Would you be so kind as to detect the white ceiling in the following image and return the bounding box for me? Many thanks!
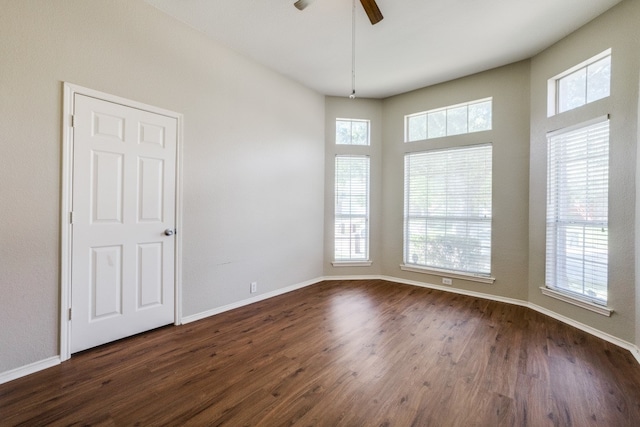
[146,0,623,99]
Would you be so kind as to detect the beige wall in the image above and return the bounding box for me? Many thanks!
[380,61,532,301]
[0,0,325,374]
[529,0,639,342]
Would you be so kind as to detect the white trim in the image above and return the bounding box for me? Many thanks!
[174,108,185,325]
[547,48,611,116]
[182,277,323,324]
[331,261,373,267]
[326,274,640,365]
[380,275,522,305]
[60,83,74,362]
[5,274,639,383]
[0,357,60,385]
[60,82,184,359]
[631,346,640,365]
[400,264,495,284]
[528,301,633,352]
[546,114,610,138]
[540,287,613,317]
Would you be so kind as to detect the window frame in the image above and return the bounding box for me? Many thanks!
[335,118,371,146]
[547,49,611,117]
[402,143,494,282]
[333,154,371,265]
[544,116,610,309]
[404,98,492,143]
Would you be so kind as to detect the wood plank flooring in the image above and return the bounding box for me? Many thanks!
[2,279,640,426]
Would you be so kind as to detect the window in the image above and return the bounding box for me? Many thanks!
[336,119,370,145]
[335,155,369,261]
[548,49,611,116]
[405,98,492,142]
[546,118,609,304]
[404,144,492,276]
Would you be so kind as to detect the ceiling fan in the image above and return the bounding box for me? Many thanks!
[294,0,384,25]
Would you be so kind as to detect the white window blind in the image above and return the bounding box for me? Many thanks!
[546,118,609,304]
[404,144,492,275]
[335,156,370,261]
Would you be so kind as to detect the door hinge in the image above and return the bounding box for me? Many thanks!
[69,211,74,224]
[70,114,75,127]
[68,308,72,321]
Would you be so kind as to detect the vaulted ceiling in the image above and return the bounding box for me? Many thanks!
[146,0,623,99]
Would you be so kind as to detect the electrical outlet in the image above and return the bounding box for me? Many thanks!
[250,282,257,293]
[442,277,453,286]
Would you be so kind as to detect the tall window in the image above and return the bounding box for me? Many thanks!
[548,49,611,116]
[546,118,609,304]
[336,118,370,145]
[335,155,369,261]
[404,144,492,275]
[405,98,492,142]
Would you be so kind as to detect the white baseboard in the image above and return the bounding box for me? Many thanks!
[316,274,640,365]
[3,274,638,384]
[375,274,640,366]
[528,301,640,363]
[631,346,640,365]
[0,356,60,385]
[181,277,324,324]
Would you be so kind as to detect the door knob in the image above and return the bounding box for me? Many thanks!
[164,228,175,236]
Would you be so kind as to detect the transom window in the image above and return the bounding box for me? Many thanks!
[405,98,492,142]
[404,144,492,276]
[336,118,370,146]
[547,49,611,116]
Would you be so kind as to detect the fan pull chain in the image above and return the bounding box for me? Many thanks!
[350,0,356,99]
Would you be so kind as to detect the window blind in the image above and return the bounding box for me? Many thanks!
[335,156,370,261]
[546,118,609,304]
[404,144,492,275]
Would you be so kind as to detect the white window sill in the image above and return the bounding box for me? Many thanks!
[539,287,613,317]
[332,260,373,267]
[400,264,495,284]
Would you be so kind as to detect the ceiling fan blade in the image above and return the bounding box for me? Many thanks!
[294,0,314,11]
[360,0,383,25]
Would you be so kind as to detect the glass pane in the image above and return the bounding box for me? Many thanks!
[446,106,467,136]
[334,217,368,260]
[351,120,369,145]
[335,120,352,145]
[558,68,587,113]
[468,101,492,132]
[407,114,427,142]
[586,56,611,104]
[427,110,446,139]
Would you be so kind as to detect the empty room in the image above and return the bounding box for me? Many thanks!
[1,0,640,425]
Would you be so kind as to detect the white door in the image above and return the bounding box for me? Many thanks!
[71,94,177,353]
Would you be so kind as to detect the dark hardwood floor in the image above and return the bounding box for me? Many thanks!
[2,279,640,426]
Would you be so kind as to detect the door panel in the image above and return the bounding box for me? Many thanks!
[71,94,177,353]
[92,151,124,223]
[91,245,123,319]
[137,242,163,308]
[138,157,164,222]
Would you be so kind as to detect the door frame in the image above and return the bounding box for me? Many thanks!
[60,83,184,361]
